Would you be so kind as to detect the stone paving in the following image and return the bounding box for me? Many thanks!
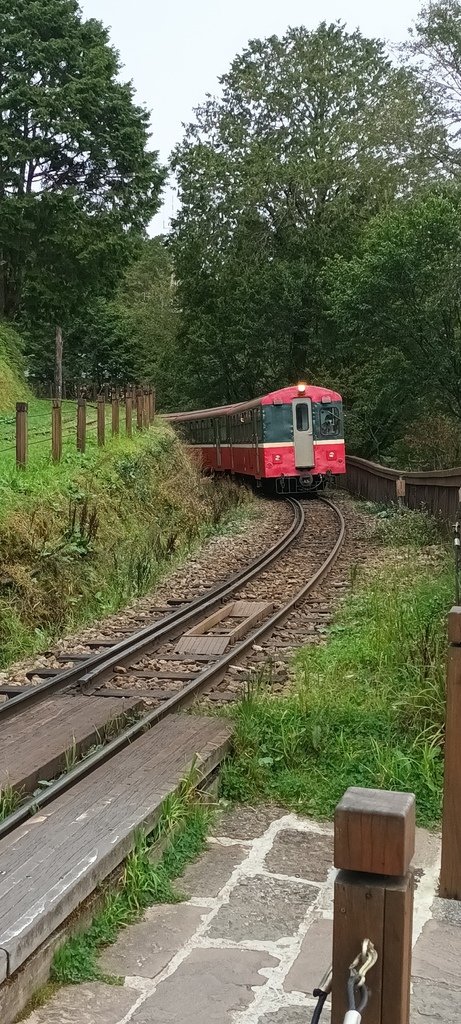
[24,806,461,1024]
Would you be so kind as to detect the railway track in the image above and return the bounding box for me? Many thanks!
[0,494,346,1022]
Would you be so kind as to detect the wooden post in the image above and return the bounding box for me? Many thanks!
[112,391,120,436]
[77,397,86,453]
[148,387,155,423]
[97,395,105,448]
[332,787,415,1024]
[15,402,28,470]
[55,326,63,400]
[136,388,143,431]
[52,399,62,463]
[125,388,133,437]
[143,387,149,429]
[396,476,406,501]
[440,607,461,898]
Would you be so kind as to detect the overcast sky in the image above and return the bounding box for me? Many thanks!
[80,0,423,232]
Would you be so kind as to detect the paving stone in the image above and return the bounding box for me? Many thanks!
[206,874,317,942]
[212,804,288,839]
[24,982,137,1023]
[411,978,460,1023]
[432,896,461,927]
[131,947,278,1023]
[177,841,248,897]
[99,903,207,979]
[259,1009,314,1023]
[265,829,333,882]
[412,919,461,989]
[284,918,333,995]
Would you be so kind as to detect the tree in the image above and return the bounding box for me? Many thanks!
[0,0,164,373]
[171,22,446,407]
[60,238,180,400]
[326,187,461,440]
[409,0,461,147]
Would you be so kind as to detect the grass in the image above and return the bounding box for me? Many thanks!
[360,500,441,547]
[221,539,451,828]
[0,781,22,821]
[50,770,213,985]
[0,419,255,667]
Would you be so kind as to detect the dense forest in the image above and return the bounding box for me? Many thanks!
[2,0,461,466]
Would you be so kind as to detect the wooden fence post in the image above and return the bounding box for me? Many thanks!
[143,387,149,429]
[440,607,461,898]
[97,395,105,448]
[112,391,120,436]
[396,476,406,502]
[52,399,62,463]
[125,388,133,437]
[148,387,155,423]
[136,388,143,431]
[331,787,415,1024]
[77,397,86,453]
[16,402,28,470]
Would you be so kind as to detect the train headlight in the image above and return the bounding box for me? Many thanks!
[297,382,307,393]
[328,451,335,459]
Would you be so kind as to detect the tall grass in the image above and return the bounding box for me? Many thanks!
[0,422,253,667]
[222,558,451,826]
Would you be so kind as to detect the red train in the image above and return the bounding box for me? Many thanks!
[167,383,345,493]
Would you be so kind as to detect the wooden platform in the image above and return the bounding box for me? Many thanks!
[0,694,143,795]
[0,714,232,982]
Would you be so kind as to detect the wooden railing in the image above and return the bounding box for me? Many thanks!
[345,455,461,521]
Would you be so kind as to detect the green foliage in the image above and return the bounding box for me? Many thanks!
[0,0,164,380]
[327,185,461,449]
[67,238,179,396]
[0,321,31,409]
[51,786,213,985]
[367,504,441,547]
[222,556,450,827]
[170,21,446,407]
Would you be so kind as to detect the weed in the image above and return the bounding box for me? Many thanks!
[221,558,450,827]
[362,502,441,547]
[0,781,22,821]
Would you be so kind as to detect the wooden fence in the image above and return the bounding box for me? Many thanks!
[345,455,461,522]
[5,388,155,471]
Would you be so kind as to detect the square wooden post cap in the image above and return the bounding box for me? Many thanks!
[334,787,415,876]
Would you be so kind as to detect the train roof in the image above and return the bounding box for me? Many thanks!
[165,384,342,421]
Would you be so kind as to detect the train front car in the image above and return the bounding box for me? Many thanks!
[260,384,345,493]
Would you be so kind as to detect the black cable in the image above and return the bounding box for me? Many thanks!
[310,989,327,1024]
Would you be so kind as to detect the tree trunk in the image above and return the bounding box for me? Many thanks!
[55,326,63,400]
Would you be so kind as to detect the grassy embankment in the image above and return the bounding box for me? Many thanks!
[0,403,253,668]
[222,504,450,827]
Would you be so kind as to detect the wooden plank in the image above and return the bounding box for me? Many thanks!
[184,605,229,637]
[0,695,142,795]
[440,643,461,897]
[331,871,384,1024]
[334,787,415,875]
[175,635,230,656]
[381,875,413,1024]
[0,715,232,978]
[93,688,179,700]
[225,603,273,644]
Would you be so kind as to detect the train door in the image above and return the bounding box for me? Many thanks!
[292,398,314,468]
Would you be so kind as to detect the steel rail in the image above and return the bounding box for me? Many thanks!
[0,497,344,840]
[0,497,304,720]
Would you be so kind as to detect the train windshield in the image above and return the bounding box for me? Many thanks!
[319,405,341,437]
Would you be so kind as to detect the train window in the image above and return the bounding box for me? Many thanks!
[296,403,309,432]
[320,406,340,437]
